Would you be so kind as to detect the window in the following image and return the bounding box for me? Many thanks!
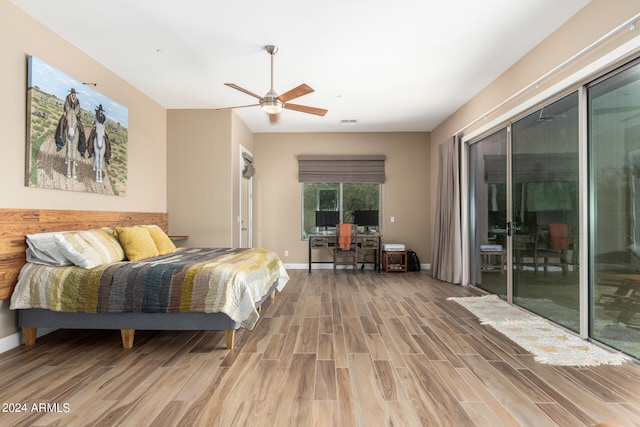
[298,154,385,239]
[302,182,380,239]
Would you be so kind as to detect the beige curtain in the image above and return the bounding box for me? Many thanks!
[431,136,462,284]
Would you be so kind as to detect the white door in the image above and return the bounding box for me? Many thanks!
[240,148,253,248]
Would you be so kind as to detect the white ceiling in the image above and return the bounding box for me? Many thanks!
[10,0,591,133]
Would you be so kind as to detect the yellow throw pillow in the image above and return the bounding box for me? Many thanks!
[144,225,176,255]
[115,226,159,261]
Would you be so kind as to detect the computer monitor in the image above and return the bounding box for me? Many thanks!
[354,210,379,231]
[315,210,339,231]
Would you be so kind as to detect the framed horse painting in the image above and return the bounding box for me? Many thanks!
[25,55,128,196]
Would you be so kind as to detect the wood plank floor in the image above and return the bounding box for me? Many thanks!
[1,270,640,426]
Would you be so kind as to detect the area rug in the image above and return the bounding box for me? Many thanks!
[447,295,629,366]
[516,297,640,358]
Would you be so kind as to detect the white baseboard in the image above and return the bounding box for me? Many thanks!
[283,263,431,271]
[0,328,56,354]
[0,332,20,354]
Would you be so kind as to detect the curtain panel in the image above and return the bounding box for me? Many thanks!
[297,155,386,183]
[431,136,462,284]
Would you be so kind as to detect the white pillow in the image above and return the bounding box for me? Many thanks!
[26,231,72,266]
[54,228,125,269]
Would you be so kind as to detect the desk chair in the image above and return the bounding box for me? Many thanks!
[512,232,535,271]
[334,224,358,272]
[534,223,570,274]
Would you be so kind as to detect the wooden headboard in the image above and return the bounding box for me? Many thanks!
[0,208,168,300]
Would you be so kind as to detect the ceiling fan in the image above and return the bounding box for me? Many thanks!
[219,45,328,124]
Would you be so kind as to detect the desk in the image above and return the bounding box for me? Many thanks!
[308,232,381,272]
[599,274,640,324]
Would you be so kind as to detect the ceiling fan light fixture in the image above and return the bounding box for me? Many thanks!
[260,99,283,114]
[221,45,326,121]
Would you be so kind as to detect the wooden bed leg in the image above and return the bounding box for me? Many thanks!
[22,327,37,346]
[120,329,135,349]
[224,330,235,349]
[270,290,276,299]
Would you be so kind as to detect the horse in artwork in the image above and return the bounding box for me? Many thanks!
[91,121,107,183]
[55,90,86,179]
[87,105,111,184]
[63,111,80,179]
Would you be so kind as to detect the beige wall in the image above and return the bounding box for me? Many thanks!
[252,132,431,264]
[166,118,432,265]
[167,109,233,247]
[167,110,253,248]
[0,2,167,339]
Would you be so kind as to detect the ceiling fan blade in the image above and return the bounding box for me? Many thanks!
[269,113,281,124]
[215,104,260,111]
[278,83,314,103]
[283,103,328,116]
[224,83,265,100]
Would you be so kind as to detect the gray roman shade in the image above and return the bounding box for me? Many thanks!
[242,152,255,178]
[484,153,578,183]
[297,155,386,183]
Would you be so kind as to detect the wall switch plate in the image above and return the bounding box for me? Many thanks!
[390,216,395,223]
[284,250,289,257]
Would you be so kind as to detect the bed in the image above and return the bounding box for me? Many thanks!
[1,209,289,350]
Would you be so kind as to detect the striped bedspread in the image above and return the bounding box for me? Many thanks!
[10,247,289,330]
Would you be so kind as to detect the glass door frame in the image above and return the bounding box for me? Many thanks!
[505,124,514,304]
[578,86,589,339]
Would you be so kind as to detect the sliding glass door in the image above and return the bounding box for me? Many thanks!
[589,61,640,359]
[469,93,580,332]
[469,129,508,297]
[511,92,580,332]
[469,58,640,359]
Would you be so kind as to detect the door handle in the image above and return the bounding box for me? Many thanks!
[507,221,513,237]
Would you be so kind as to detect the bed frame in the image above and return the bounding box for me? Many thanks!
[18,279,279,349]
[0,208,278,349]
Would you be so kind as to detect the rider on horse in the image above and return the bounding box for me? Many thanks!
[55,88,86,155]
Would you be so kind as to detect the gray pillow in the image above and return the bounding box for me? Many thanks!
[26,231,72,266]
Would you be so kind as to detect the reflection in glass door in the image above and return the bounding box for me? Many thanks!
[469,129,508,298]
[589,61,640,359]
[511,92,580,332]
[469,93,580,332]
